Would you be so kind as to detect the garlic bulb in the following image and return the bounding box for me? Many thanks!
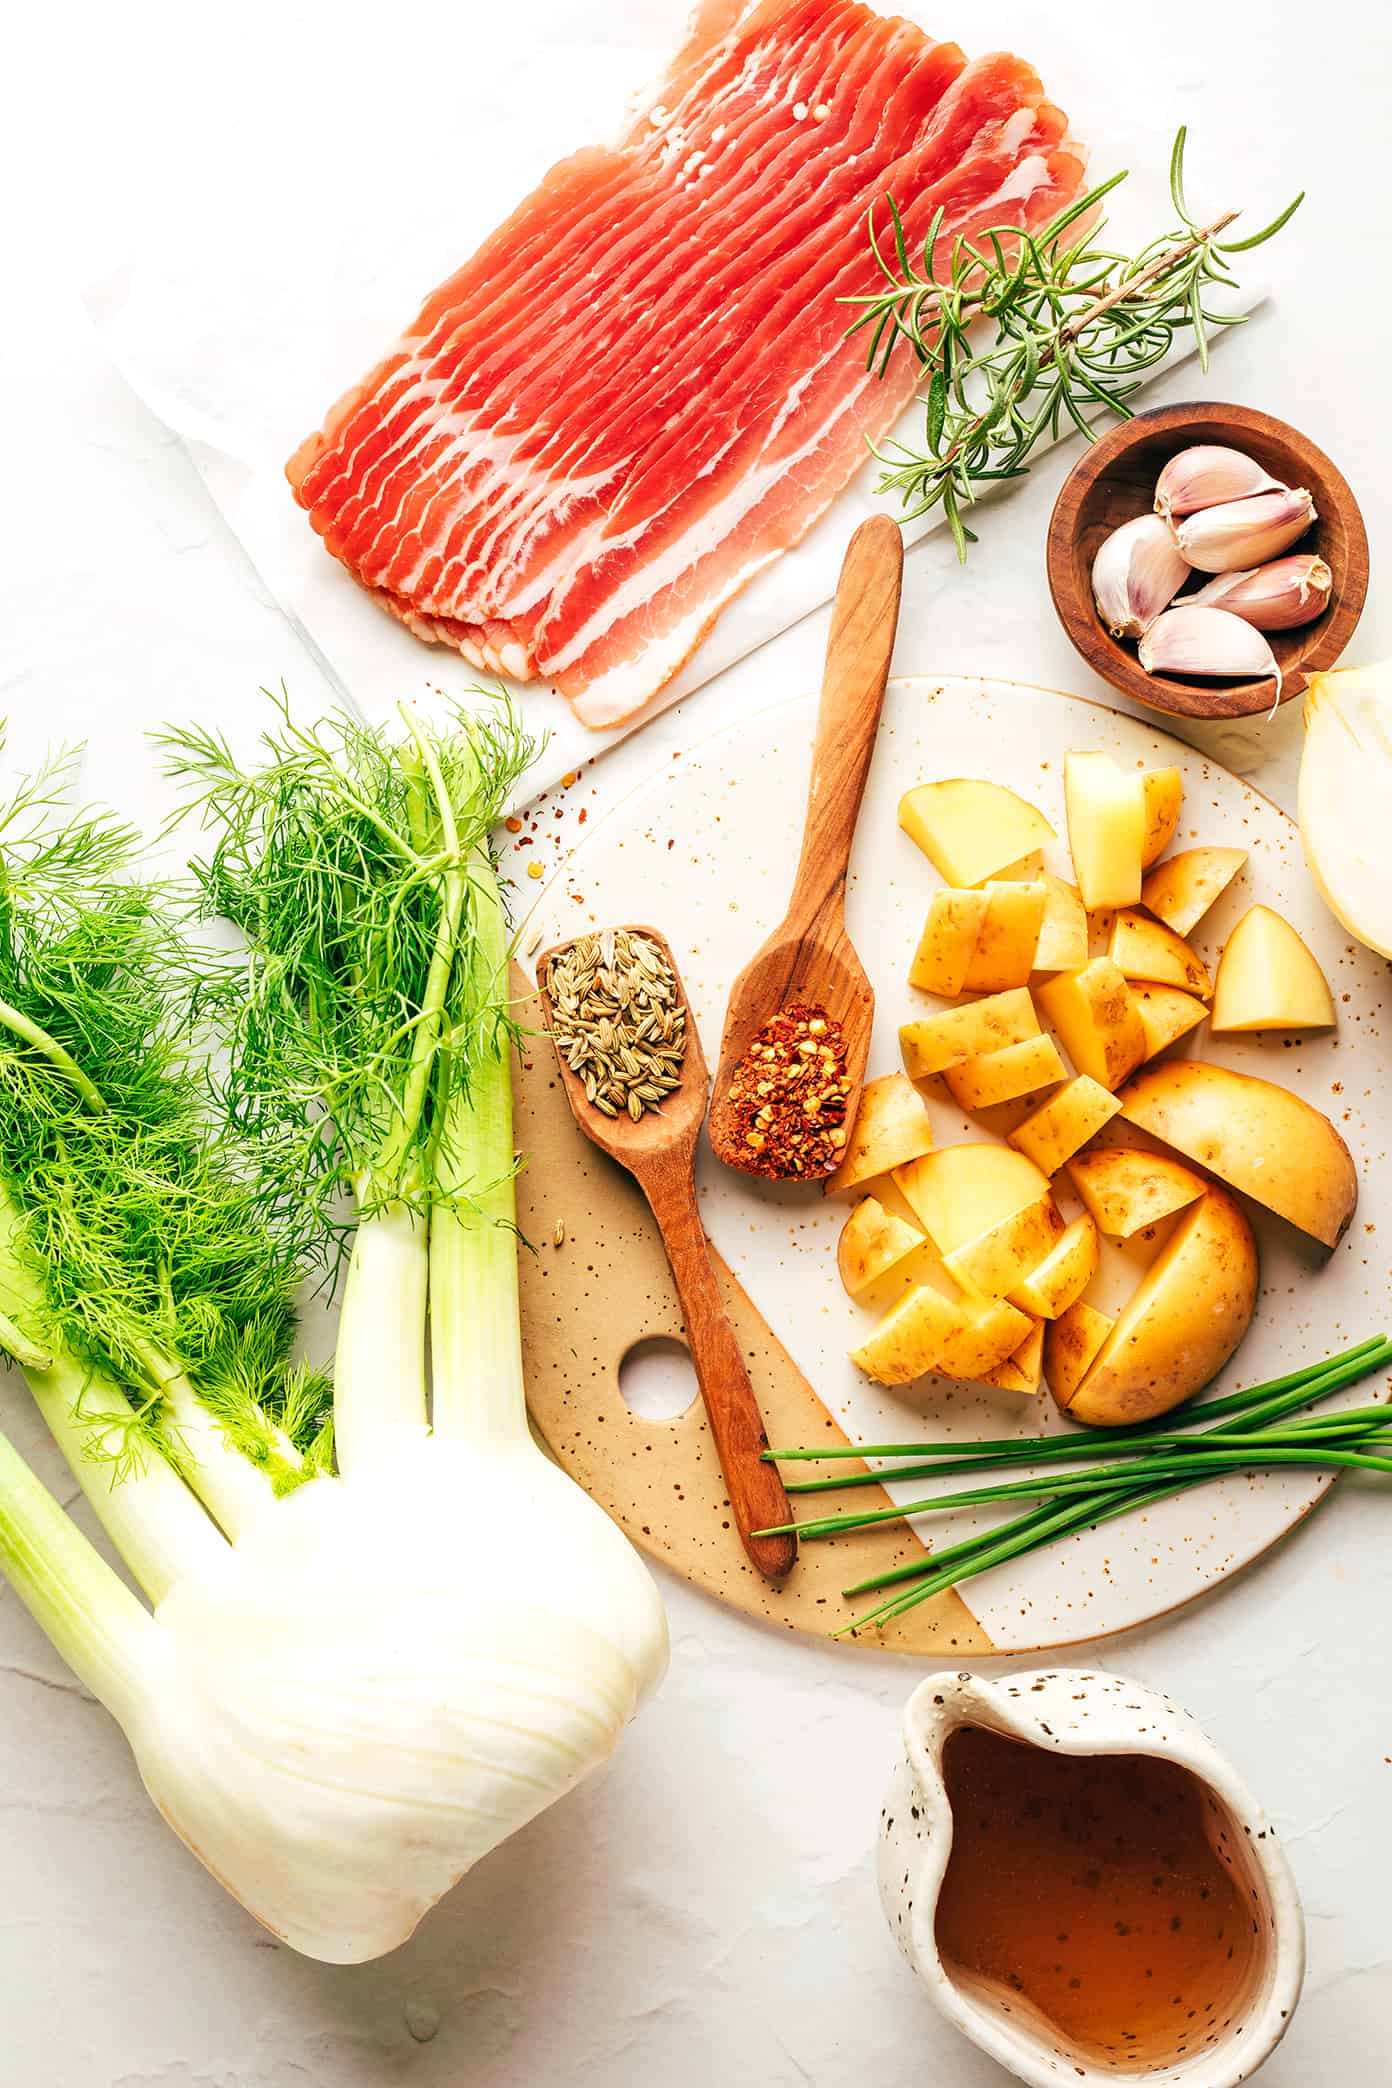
[1299,663,1392,958]
[1155,445,1283,521]
[1137,604,1281,687]
[1171,487,1317,573]
[1091,514,1191,638]
[1190,555,1332,631]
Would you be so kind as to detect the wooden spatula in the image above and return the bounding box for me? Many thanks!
[708,514,903,1178]
[534,928,796,1580]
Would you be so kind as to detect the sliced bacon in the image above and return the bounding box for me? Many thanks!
[288,0,1086,727]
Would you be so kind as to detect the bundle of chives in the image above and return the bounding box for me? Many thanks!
[754,1336,1392,1636]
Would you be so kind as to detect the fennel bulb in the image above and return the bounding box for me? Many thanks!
[0,710,667,1963]
[1299,663,1392,960]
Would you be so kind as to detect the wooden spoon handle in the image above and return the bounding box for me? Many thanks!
[646,1172,797,1579]
[789,512,904,927]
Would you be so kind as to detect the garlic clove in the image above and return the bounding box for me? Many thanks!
[1190,555,1333,632]
[1171,487,1317,574]
[1154,445,1284,521]
[1091,513,1191,638]
[1137,604,1282,690]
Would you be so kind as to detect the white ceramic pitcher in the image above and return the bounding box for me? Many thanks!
[878,1670,1305,2087]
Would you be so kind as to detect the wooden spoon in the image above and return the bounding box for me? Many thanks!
[708,513,903,1178]
[534,928,796,1580]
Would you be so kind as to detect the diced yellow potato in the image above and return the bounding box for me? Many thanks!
[1134,985,1208,1061]
[935,1290,1035,1381]
[943,1193,1064,1299]
[983,1318,1045,1395]
[1007,1213,1100,1319]
[1064,1187,1259,1427]
[1141,766,1184,867]
[1035,959,1146,1091]
[1109,910,1212,999]
[899,989,1040,1079]
[849,1282,961,1386]
[962,882,1048,993]
[1008,1075,1121,1175]
[1210,905,1336,1033]
[837,1196,927,1299]
[1032,873,1089,975]
[1064,752,1146,909]
[1118,1061,1357,1248]
[893,1144,1049,1255]
[825,1073,934,1195]
[1066,1147,1207,1240]
[943,1034,1066,1113]
[1141,846,1247,937]
[898,781,1056,889]
[908,888,988,997]
[1045,1301,1115,1407]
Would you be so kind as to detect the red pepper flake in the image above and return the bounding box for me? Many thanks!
[504,816,523,834]
[721,1002,849,1179]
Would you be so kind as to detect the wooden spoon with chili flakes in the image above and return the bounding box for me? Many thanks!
[709,514,903,1181]
[534,927,796,1581]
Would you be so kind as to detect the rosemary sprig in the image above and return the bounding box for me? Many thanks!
[848,128,1303,554]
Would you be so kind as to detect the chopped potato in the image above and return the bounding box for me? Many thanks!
[1109,909,1212,999]
[1007,1213,1100,1319]
[1064,752,1146,908]
[899,988,1039,1079]
[1134,985,1208,1061]
[909,888,988,997]
[1035,959,1146,1090]
[1210,905,1336,1033]
[1140,766,1184,866]
[962,882,1048,993]
[1044,1300,1115,1407]
[943,1193,1064,1299]
[983,1318,1045,1395]
[898,780,1055,888]
[825,1073,934,1195]
[1141,846,1247,937]
[934,1290,1035,1381]
[1008,1075,1122,1175]
[894,1143,1049,1255]
[1066,1147,1207,1240]
[1032,873,1089,975]
[943,1033,1066,1112]
[837,1196,926,1298]
[849,1282,961,1385]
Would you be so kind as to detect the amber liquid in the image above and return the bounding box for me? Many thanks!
[934,1725,1261,2070]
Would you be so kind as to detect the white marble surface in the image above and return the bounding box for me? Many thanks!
[3,0,1390,2082]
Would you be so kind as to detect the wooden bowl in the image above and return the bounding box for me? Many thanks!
[1047,402,1368,719]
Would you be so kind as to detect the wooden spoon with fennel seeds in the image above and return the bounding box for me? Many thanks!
[535,926,796,1580]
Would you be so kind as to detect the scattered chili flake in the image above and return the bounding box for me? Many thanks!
[505,816,523,834]
[721,1002,849,1179]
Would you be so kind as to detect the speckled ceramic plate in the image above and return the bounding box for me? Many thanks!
[509,677,1390,1651]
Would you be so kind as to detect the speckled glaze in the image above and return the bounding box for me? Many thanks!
[878,1670,1304,2086]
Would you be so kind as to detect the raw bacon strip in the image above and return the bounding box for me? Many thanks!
[288,0,1087,727]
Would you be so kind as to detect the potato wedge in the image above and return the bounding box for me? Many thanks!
[962,882,1048,993]
[908,888,989,997]
[1118,1060,1357,1247]
[1141,766,1184,867]
[894,1144,1049,1255]
[1141,846,1247,937]
[943,1033,1066,1112]
[899,780,1055,889]
[943,1193,1065,1299]
[1066,1147,1207,1240]
[837,1196,926,1298]
[900,989,1040,1079]
[1008,1075,1122,1175]
[1007,1213,1100,1319]
[1045,1301,1115,1406]
[825,1072,934,1194]
[1134,985,1208,1061]
[1109,910,1212,999]
[1064,752,1146,908]
[1035,959,1147,1090]
[983,1318,1045,1395]
[1032,873,1088,975]
[1210,905,1336,1033]
[849,1282,961,1385]
[1062,1186,1259,1426]
[935,1290,1035,1382]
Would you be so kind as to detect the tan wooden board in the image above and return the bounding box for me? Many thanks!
[513,977,993,1655]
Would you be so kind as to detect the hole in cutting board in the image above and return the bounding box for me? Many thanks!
[619,1336,700,1422]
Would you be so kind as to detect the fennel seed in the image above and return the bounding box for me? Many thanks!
[547,927,687,1121]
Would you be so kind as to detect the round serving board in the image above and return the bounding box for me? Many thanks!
[508,677,1391,1654]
